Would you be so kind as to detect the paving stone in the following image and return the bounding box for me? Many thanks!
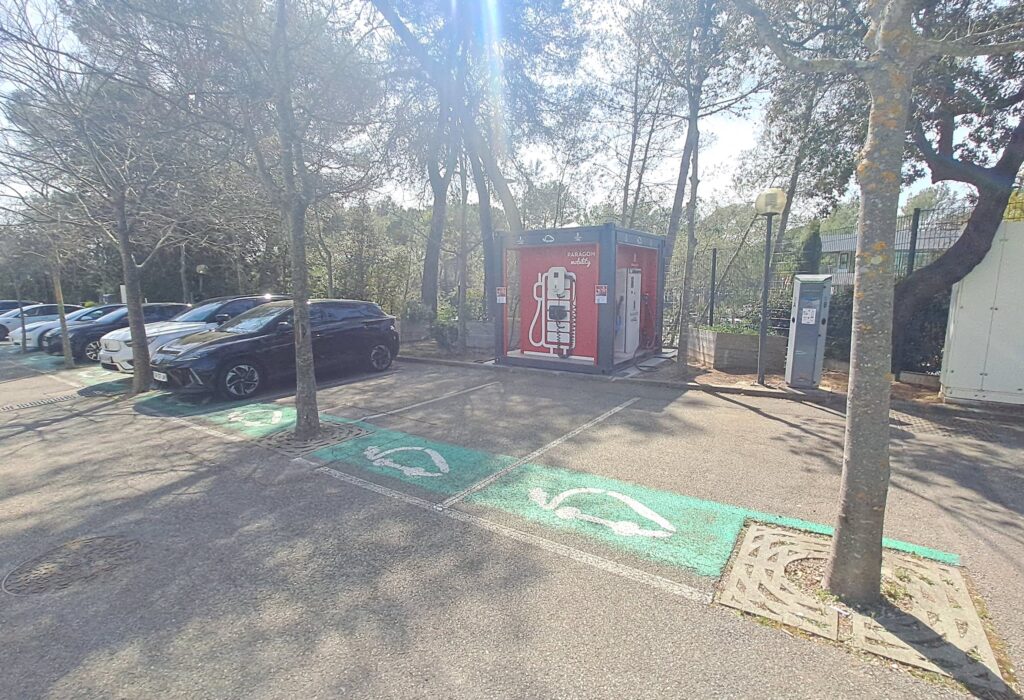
[717,523,839,639]
[718,524,1008,694]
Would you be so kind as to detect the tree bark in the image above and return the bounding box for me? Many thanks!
[273,0,319,438]
[469,151,496,321]
[457,159,469,353]
[676,103,700,371]
[620,62,643,226]
[179,244,192,304]
[51,250,74,369]
[823,69,913,606]
[664,124,697,270]
[892,116,1024,365]
[114,192,153,396]
[423,154,452,314]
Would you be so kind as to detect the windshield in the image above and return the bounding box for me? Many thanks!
[171,301,221,323]
[68,306,114,322]
[0,306,37,318]
[90,308,127,324]
[219,304,288,334]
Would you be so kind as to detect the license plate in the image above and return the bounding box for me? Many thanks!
[152,371,168,382]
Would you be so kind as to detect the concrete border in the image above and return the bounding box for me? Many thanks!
[396,355,842,404]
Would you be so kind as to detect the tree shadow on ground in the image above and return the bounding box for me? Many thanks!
[865,599,1020,699]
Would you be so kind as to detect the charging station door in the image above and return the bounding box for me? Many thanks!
[785,274,832,388]
[616,268,642,355]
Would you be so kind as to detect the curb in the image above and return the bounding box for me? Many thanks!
[395,355,842,404]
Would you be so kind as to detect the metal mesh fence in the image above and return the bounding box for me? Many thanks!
[671,203,977,343]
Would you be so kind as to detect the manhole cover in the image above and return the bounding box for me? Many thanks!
[2,536,140,595]
[253,421,371,457]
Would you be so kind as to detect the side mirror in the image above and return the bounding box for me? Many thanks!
[276,321,293,334]
[214,313,231,324]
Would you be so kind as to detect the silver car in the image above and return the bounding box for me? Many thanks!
[0,304,82,341]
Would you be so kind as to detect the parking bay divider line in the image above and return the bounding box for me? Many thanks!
[325,380,501,421]
[438,397,640,509]
[310,463,709,604]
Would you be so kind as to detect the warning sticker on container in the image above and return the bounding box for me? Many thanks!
[595,284,608,304]
[800,307,817,324]
[496,286,507,304]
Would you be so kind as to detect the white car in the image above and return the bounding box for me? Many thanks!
[0,304,82,341]
[7,305,123,350]
[98,294,286,373]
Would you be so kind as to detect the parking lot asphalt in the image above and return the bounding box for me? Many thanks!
[1,346,1022,698]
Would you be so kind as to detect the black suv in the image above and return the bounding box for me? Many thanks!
[150,299,399,399]
[44,303,187,361]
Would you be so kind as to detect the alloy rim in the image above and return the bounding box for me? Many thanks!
[370,345,391,370]
[85,341,102,361]
[225,364,260,397]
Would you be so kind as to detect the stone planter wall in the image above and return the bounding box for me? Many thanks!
[397,319,431,342]
[463,320,494,351]
[688,327,787,373]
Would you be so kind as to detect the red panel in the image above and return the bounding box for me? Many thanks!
[616,244,661,349]
[518,244,600,361]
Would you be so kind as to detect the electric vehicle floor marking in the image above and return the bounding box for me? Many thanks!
[354,381,501,421]
[311,422,517,494]
[438,397,640,508]
[363,445,450,478]
[528,487,677,539]
[315,465,710,604]
[466,462,959,577]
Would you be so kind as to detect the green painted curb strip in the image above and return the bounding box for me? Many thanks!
[743,510,960,565]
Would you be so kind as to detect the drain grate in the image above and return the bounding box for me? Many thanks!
[890,410,1000,442]
[253,421,371,457]
[3,536,140,595]
[0,394,78,412]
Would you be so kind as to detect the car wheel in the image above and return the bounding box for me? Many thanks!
[217,361,263,400]
[83,340,102,362]
[367,343,393,372]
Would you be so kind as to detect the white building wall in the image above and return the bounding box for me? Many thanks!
[941,220,1024,405]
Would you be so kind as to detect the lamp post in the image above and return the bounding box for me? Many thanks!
[195,264,209,299]
[754,188,788,385]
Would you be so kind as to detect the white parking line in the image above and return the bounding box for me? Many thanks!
[438,397,640,508]
[315,465,708,604]
[338,380,501,421]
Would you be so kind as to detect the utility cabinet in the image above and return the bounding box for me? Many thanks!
[495,224,665,374]
[785,274,832,388]
[941,221,1024,405]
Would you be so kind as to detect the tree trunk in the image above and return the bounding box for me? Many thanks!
[13,275,26,354]
[677,113,700,371]
[628,90,663,228]
[823,70,913,606]
[771,87,818,268]
[180,244,192,304]
[892,117,1024,366]
[273,0,319,439]
[288,199,319,438]
[469,152,496,321]
[422,156,451,314]
[114,193,153,396]
[620,63,643,226]
[457,160,469,354]
[51,250,74,369]
[325,247,335,299]
[664,124,697,269]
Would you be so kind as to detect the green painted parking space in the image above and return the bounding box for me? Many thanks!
[311,421,518,496]
[134,393,298,438]
[468,463,747,576]
[467,462,958,577]
[306,420,959,576]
